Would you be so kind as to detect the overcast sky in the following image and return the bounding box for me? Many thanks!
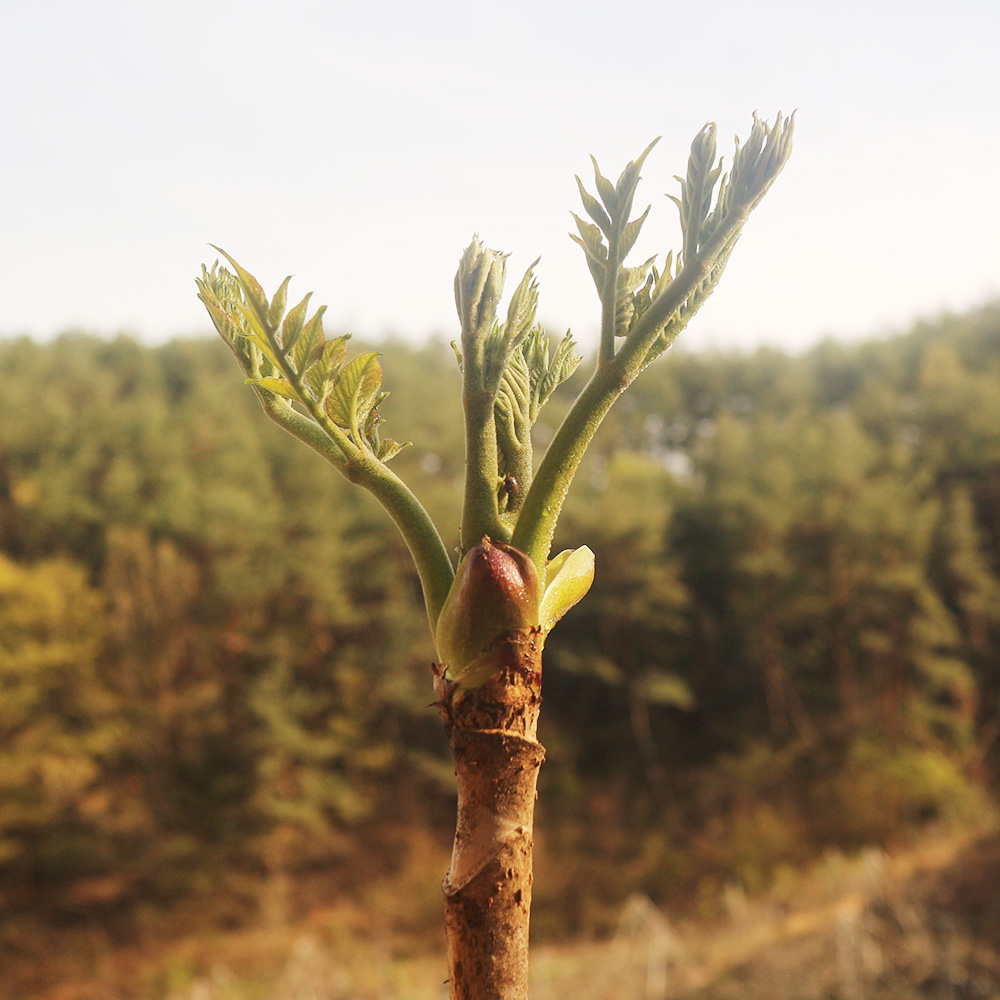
[2,0,997,353]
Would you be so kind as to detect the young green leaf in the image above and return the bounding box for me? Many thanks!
[501,260,540,356]
[539,545,595,633]
[267,276,292,335]
[281,292,313,354]
[590,155,617,214]
[210,246,269,326]
[575,175,612,236]
[377,438,408,463]
[303,334,349,401]
[291,305,328,373]
[615,257,657,337]
[246,376,301,402]
[455,237,507,347]
[619,204,651,260]
[326,352,384,443]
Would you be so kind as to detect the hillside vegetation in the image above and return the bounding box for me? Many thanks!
[1,304,999,996]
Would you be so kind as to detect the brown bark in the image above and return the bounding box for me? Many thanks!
[433,626,545,1000]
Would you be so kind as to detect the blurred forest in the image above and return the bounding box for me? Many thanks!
[2,302,1000,996]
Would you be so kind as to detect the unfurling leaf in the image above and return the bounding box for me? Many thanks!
[480,258,541,392]
[302,333,349,401]
[377,437,408,463]
[571,139,659,344]
[326,352,383,441]
[209,245,269,325]
[669,123,721,264]
[502,260,540,354]
[531,330,581,418]
[539,546,595,632]
[615,257,657,337]
[455,236,507,345]
[493,328,582,489]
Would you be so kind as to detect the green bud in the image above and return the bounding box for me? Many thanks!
[435,536,540,685]
[454,236,507,343]
[539,546,595,632]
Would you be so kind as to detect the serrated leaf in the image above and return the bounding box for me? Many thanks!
[569,233,607,294]
[281,292,313,354]
[303,334,350,400]
[614,164,641,222]
[233,300,268,340]
[575,176,612,235]
[200,298,238,342]
[590,156,617,213]
[233,315,282,369]
[570,213,606,258]
[362,394,385,445]
[618,257,656,298]
[534,331,581,417]
[495,347,531,462]
[377,438,409,462]
[569,213,610,295]
[292,304,328,372]
[614,256,657,335]
[326,352,383,441]
[654,253,674,294]
[619,204,650,258]
[267,275,292,333]
[210,246,269,325]
[504,259,540,350]
[523,325,549,375]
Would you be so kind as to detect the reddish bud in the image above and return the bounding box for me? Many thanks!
[434,537,540,685]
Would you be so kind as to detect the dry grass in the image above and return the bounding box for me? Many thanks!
[15,823,1000,1000]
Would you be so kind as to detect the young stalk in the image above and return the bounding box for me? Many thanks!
[197,111,793,1000]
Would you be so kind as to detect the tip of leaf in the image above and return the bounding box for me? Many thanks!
[635,135,661,164]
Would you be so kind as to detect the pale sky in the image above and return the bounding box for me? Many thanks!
[2,0,997,353]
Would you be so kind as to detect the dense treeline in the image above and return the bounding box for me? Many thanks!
[2,304,999,951]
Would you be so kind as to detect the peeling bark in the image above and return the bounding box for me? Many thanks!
[433,626,545,1000]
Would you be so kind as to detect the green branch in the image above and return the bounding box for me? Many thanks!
[196,257,455,627]
[513,112,795,567]
[510,363,624,568]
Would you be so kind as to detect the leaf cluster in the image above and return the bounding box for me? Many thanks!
[452,240,583,541]
[194,113,795,620]
[493,329,582,497]
[570,139,661,350]
[495,329,581,461]
[572,112,795,374]
[510,113,795,568]
[196,252,406,464]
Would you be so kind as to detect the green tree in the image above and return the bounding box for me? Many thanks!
[673,401,985,852]
[0,553,126,913]
[551,451,692,804]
